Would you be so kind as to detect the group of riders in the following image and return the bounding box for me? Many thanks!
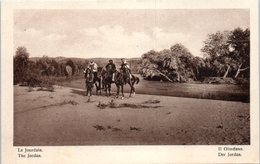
[84,58,137,98]
[85,58,132,82]
[84,59,139,97]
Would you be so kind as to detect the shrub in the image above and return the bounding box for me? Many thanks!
[14,47,30,84]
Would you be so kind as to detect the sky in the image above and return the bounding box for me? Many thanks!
[14,9,249,58]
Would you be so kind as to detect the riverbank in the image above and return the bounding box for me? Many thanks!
[14,85,250,145]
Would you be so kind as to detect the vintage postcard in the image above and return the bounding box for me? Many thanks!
[1,0,259,163]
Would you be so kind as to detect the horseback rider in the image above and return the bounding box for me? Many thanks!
[120,58,132,79]
[105,59,116,82]
[87,59,98,79]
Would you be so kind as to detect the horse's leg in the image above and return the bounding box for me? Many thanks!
[85,83,88,96]
[86,87,89,97]
[102,82,105,96]
[131,79,136,97]
[86,83,90,96]
[99,80,102,95]
[128,81,133,97]
[129,82,132,97]
[132,85,135,97]
[121,85,124,97]
[106,83,110,96]
[93,81,98,95]
[98,80,101,95]
[105,84,108,96]
[87,86,91,102]
[97,82,100,95]
[108,83,111,96]
[116,84,120,98]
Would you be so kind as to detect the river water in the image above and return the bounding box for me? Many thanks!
[60,75,249,102]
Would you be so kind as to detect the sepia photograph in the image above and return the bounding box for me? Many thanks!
[12,9,251,146]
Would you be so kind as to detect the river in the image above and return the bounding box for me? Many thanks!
[60,75,249,102]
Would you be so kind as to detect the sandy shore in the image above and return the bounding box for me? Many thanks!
[14,85,250,145]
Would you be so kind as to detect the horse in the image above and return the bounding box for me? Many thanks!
[100,68,113,96]
[94,67,103,95]
[84,67,94,99]
[114,68,139,98]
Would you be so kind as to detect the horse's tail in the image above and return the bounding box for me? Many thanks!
[135,76,140,84]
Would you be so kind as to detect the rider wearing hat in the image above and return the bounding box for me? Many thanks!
[106,59,116,82]
[120,58,132,78]
[87,59,98,79]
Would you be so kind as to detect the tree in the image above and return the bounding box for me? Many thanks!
[140,43,202,82]
[170,43,192,57]
[36,56,52,76]
[170,44,196,81]
[190,57,206,80]
[201,31,232,78]
[14,46,30,84]
[201,28,250,79]
[141,50,161,64]
[228,28,250,78]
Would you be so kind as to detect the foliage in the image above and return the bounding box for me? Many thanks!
[229,28,250,65]
[14,47,30,84]
[140,43,202,82]
[140,27,250,83]
[201,28,250,79]
[201,31,232,77]
[14,27,250,85]
[228,28,250,78]
[13,47,141,87]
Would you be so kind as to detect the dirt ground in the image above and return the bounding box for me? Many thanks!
[14,85,250,146]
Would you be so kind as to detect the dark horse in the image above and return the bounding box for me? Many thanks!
[100,68,114,96]
[84,67,103,96]
[94,67,103,95]
[84,67,94,98]
[114,68,139,98]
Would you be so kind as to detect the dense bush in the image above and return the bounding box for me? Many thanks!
[13,48,87,87]
[140,44,203,82]
[14,47,30,84]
